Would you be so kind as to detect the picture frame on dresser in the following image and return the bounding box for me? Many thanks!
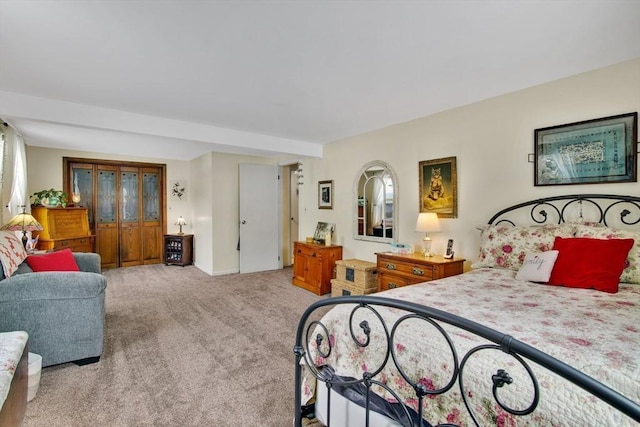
[418,156,458,218]
[534,112,638,186]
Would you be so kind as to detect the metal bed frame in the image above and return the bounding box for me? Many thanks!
[294,194,640,427]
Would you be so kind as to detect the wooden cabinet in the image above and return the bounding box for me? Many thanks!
[376,252,464,292]
[31,206,95,252]
[164,234,193,266]
[292,241,342,295]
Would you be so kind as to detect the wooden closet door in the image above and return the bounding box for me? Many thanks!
[65,157,166,269]
[96,165,119,269]
[141,167,162,264]
[119,167,143,267]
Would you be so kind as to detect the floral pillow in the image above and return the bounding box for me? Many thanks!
[573,224,640,284]
[472,224,576,271]
[0,231,28,278]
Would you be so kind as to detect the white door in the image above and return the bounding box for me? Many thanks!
[239,164,281,273]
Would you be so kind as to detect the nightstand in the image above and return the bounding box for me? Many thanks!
[376,252,465,292]
[164,234,193,266]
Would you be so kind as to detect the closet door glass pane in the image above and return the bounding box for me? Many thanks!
[143,172,160,221]
[72,167,94,225]
[97,171,116,223]
[121,172,139,222]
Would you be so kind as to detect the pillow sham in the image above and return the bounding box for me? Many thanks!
[26,248,80,272]
[0,231,28,278]
[573,224,639,284]
[548,237,634,293]
[472,224,575,271]
[515,250,559,282]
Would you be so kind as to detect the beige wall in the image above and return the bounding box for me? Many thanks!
[23,58,640,274]
[297,58,640,267]
[25,147,190,233]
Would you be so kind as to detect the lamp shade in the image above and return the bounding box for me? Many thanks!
[175,216,187,226]
[415,212,441,233]
[1,210,44,248]
[1,212,43,233]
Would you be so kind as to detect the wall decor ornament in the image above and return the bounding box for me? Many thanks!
[418,156,457,218]
[172,182,185,199]
[534,112,638,186]
[318,180,333,209]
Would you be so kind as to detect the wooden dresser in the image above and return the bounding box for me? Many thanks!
[376,252,465,292]
[31,206,95,252]
[292,241,343,295]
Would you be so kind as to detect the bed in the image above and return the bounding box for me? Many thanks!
[294,194,640,426]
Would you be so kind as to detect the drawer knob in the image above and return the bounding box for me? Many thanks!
[386,263,397,270]
[412,268,424,276]
[388,282,398,289]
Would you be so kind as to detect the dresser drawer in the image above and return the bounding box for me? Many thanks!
[377,257,434,281]
[378,272,411,291]
[38,237,95,253]
[57,237,91,251]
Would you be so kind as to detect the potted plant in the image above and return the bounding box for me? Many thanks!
[31,189,69,208]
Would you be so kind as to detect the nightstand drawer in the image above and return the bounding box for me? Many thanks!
[376,252,466,292]
[378,258,434,280]
[296,244,322,259]
[379,272,411,291]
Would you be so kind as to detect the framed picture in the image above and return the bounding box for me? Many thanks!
[313,221,334,243]
[318,180,333,209]
[419,156,457,218]
[534,112,638,186]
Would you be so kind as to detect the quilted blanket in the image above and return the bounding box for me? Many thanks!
[302,268,640,426]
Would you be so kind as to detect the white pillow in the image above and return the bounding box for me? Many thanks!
[515,250,559,283]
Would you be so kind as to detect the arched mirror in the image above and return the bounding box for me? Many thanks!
[353,161,398,243]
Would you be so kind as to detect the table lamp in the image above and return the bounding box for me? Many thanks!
[415,212,441,257]
[1,207,44,248]
[175,216,187,235]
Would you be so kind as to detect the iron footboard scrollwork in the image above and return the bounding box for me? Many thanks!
[293,296,640,427]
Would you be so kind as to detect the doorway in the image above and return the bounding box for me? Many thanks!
[282,162,301,267]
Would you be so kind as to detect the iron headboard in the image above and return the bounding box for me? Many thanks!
[487,193,640,227]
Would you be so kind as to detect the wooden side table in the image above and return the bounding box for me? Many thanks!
[164,234,193,266]
[376,252,465,292]
[292,241,343,295]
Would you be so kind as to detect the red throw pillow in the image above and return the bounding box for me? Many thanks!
[26,248,80,272]
[548,237,634,293]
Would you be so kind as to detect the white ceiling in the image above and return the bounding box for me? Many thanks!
[1,1,639,161]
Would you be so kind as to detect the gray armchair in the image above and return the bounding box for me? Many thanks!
[0,252,107,367]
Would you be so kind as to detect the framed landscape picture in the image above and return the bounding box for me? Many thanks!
[419,156,457,218]
[534,112,638,186]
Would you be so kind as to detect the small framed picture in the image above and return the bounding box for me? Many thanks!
[318,180,333,209]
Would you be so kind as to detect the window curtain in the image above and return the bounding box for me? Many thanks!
[370,176,384,227]
[0,126,5,225]
[8,132,27,215]
[0,122,29,225]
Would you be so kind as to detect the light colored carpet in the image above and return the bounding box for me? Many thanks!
[23,264,327,426]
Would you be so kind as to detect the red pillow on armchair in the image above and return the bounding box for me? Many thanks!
[548,237,634,293]
[26,248,80,272]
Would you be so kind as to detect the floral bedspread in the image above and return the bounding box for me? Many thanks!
[302,268,640,426]
[0,331,28,408]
